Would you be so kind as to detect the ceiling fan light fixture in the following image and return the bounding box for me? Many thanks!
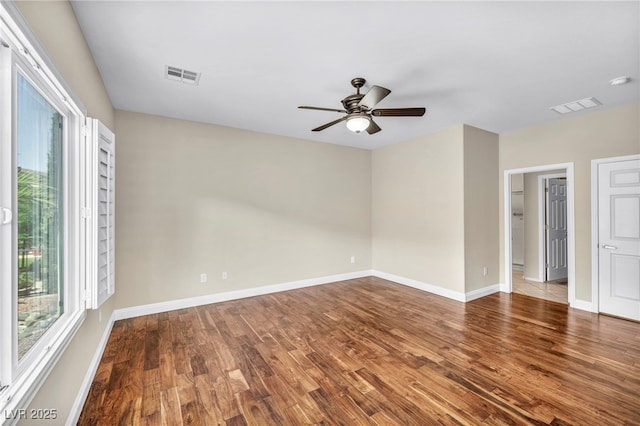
[346,115,370,133]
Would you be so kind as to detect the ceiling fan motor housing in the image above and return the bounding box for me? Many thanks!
[342,94,366,112]
[342,77,367,112]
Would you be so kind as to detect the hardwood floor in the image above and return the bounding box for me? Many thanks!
[78,277,640,425]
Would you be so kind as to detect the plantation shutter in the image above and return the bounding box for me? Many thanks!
[86,118,115,309]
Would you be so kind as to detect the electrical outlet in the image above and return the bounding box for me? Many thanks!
[222,271,228,280]
[98,309,102,323]
[350,256,356,264]
[483,267,488,276]
[200,273,207,283]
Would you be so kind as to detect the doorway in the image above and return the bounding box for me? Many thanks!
[504,163,575,305]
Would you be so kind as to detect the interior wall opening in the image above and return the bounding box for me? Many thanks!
[504,163,575,306]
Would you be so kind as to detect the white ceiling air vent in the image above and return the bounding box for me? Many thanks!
[165,65,201,85]
[550,97,601,114]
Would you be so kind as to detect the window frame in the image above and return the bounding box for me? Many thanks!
[0,3,89,420]
[12,57,80,375]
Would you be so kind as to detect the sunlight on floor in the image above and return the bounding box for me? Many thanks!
[512,271,568,304]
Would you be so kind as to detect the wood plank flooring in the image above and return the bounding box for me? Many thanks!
[78,277,640,425]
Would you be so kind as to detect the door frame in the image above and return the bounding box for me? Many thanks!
[504,162,575,305]
[538,173,566,282]
[590,154,640,313]
[511,190,524,269]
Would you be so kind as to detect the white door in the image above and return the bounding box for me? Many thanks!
[546,178,568,281]
[598,159,640,321]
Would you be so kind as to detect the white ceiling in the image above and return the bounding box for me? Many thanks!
[70,1,639,149]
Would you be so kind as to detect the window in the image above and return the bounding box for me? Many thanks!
[16,72,65,360]
[0,3,114,418]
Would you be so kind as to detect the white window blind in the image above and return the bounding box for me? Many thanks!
[86,118,115,309]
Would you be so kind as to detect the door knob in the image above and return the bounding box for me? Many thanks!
[601,244,618,250]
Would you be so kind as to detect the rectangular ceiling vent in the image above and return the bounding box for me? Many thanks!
[550,97,601,115]
[165,65,201,85]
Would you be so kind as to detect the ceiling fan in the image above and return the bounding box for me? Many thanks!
[298,77,426,135]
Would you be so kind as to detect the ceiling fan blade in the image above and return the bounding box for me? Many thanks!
[358,85,391,109]
[299,106,347,113]
[371,107,426,117]
[366,119,381,135]
[312,116,348,132]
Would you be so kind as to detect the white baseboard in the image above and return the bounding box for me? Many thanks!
[465,284,501,301]
[66,311,116,426]
[570,298,595,313]
[523,276,543,283]
[114,270,373,320]
[371,271,499,303]
[372,270,466,302]
[113,270,505,323]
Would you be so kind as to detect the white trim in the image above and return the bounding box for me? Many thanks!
[66,311,116,426]
[571,299,595,313]
[0,41,12,400]
[503,173,513,292]
[372,270,467,302]
[566,164,576,306]
[523,276,543,283]
[0,311,85,426]
[110,270,507,323]
[371,270,500,302]
[114,270,373,320]
[504,163,576,307]
[537,172,566,282]
[591,159,599,314]
[590,154,640,315]
[465,284,501,301]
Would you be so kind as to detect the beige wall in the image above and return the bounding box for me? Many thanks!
[372,125,466,292]
[371,124,499,294]
[500,103,640,302]
[114,111,372,308]
[463,125,499,291]
[14,0,116,423]
[372,126,466,291]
